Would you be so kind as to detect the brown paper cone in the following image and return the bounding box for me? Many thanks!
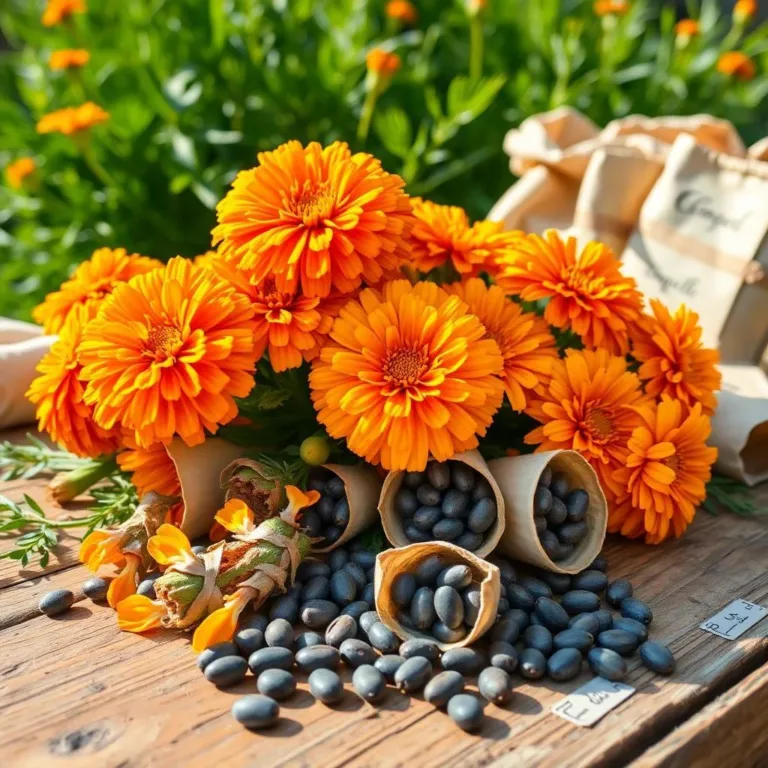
[374,542,501,651]
[378,450,505,558]
[312,463,382,553]
[165,438,247,540]
[488,450,607,574]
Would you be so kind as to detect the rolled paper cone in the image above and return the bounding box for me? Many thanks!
[374,541,501,651]
[0,334,55,430]
[313,463,382,553]
[165,438,247,540]
[488,450,606,574]
[378,450,505,558]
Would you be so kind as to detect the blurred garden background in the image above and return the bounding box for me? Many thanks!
[1,0,766,322]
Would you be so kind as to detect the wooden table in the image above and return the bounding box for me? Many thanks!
[2,433,768,768]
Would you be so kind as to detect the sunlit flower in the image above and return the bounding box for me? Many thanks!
[26,305,120,458]
[36,102,109,136]
[213,141,413,299]
[49,49,90,70]
[467,0,487,13]
[79,527,125,572]
[147,524,200,571]
[717,51,756,79]
[215,498,256,537]
[42,0,85,26]
[5,157,36,190]
[675,19,700,39]
[192,587,255,652]
[734,0,757,23]
[366,48,401,77]
[310,279,504,471]
[525,348,647,499]
[107,553,141,608]
[495,230,643,356]
[445,278,558,411]
[610,398,717,543]
[79,257,259,449]
[193,251,218,269]
[631,300,720,416]
[594,0,629,14]
[33,247,161,335]
[117,594,167,633]
[386,1,417,23]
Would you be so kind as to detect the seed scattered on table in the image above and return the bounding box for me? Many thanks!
[39,588,75,617]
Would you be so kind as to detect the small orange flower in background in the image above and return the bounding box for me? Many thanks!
[49,49,90,70]
[33,247,161,334]
[734,0,758,23]
[717,51,756,80]
[5,157,36,190]
[366,48,401,77]
[36,102,109,136]
[410,198,522,277]
[675,19,700,38]
[310,280,504,471]
[631,300,721,416]
[26,305,120,458]
[386,1,417,24]
[213,141,414,299]
[42,0,85,26]
[594,0,629,15]
[525,348,647,500]
[79,257,258,449]
[445,278,558,411]
[495,230,643,356]
[467,0,487,13]
[610,398,717,543]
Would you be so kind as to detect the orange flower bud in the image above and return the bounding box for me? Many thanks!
[5,157,36,190]
[366,48,401,77]
[49,49,90,70]
[734,0,757,23]
[717,51,756,80]
[675,19,700,38]
[594,0,629,15]
[386,0,417,23]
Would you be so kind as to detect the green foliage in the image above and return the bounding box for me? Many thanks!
[1,0,766,319]
[0,433,88,480]
[703,475,768,517]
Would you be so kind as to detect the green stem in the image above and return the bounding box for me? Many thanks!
[49,455,119,503]
[357,87,379,143]
[469,16,484,80]
[80,141,118,188]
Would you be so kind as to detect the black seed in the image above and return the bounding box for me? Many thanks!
[519,648,547,679]
[39,589,75,617]
[368,622,400,653]
[504,609,530,631]
[457,533,484,553]
[400,638,440,661]
[232,695,279,729]
[317,496,336,523]
[441,647,485,675]
[529,613,543,626]
[553,541,575,562]
[326,476,346,499]
[561,590,601,615]
[468,498,496,534]
[535,597,571,632]
[287,581,304,600]
[269,595,299,623]
[587,647,627,682]
[478,667,513,704]
[589,553,608,572]
[606,579,633,607]
[462,585,482,627]
[427,461,451,491]
[547,497,568,526]
[309,668,344,704]
[353,664,386,702]
[572,570,608,594]
[448,693,484,731]
[350,549,376,570]
[234,628,265,656]
[347,562,369,593]
[395,656,432,692]
[302,510,323,538]
[308,473,328,493]
[413,505,442,531]
[295,645,340,673]
[489,641,518,674]
[197,641,240,671]
[557,521,588,545]
[405,523,432,543]
[471,478,493,502]
[342,600,370,620]
[539,529,561,560]
[436,566,472,592]
[518,576,552,601]
[395,487,420,517]
[333,498,350,528]
[323,525,343,545]
[295,631,324,650]
[300,599,340,629]
[538,466,553,487]
[539,571,571,595]
[533,485,553,516]
[639,641,675,675]
[302,576,331,602]
[248,646,295,676]
[414,555,446,585]
[329,549,349,571]
[547,648,582,682]
[390,573,416,608]
[434,586,464,629]
[257,669,296,700]
[451,463,476,493]
[424,670,465,707]
[597,629,639,656]
[417,483,442,507]
[82,577,109,602]
[442,489,470,519]
[491,616,521,645]
[535,517,547,533]
[523,624,553,656]
[432,518,464,541]
[403,470,425,489]
[330,570,357,607]
[205,656,248,687]
[362,583,375,607]
[612,617,649,643]
[506,583,536,612]
[325,615,358,648]
[360,610,381,634]
[565,489,589,522]
[553,629,594,654]
[569,613,601,635]
[339,638,378,667]
[621,597,653,625]
[431,621,467,644]
[550,472,570,499]
[136,579,157,599]
[297,561,331,581]
[264,618,294,649]
[594,609,614,631]
[375,654,406,681]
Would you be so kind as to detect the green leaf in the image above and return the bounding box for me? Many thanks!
[445,75,507,125]
[22,494,45,516]
[374,107,413,160]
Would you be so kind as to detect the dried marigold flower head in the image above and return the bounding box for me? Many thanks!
[366,48,401,77]
[33,247,161,334]
[49,49,90,70]
[36,102,109,136]
[675,19,700,38]
[445,279,558,411]
[42,0,85,26]
[734,0,757,22]
[631,300,720,416]
[310,279,505,471]
[78,256,259,449]
[386,1,417,23]
[717,51,756,80]
[594,0,629,14]
[213,140,413,299]
[5,157,36,190]
[495,230,643,356]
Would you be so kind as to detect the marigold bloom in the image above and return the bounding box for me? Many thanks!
[33,247,161,334]
[147,524,200,570]
[386,1,417,23]
[525,348,647,499]
[734,0,757,22]
[5,157,36,190]
[213,141,413,299]
[193,251,218,269]
[26,306,120,458]
[42,0,85,26]
[594,0,629,14]
[631,300,721,416]
[36,102,109,136]
[79,528,125,572]
[117,594,166,633]
[192,587,254,652]
[107,553,141,608]
[215,498,256,537]
[445,279,558,411]
[49,49,90,70]
[717,51,756,80]
[675,19,700,38]
[79,257,259,449]
[610,398,717,543]
[310,280,504,471]
[495,230,643,356]
[366,48,401,77]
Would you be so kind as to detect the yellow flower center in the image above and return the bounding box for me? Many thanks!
[663,453,681,474]
[145,325,183,358]
[585,406,615,441]
[385,348,428,387]
[289,182,335,227]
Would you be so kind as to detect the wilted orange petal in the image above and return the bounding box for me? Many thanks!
[191,589,252,653]
[214,498,255,535]
[117,595,166,633]
[147,523,196,567]
[107,554,140,608]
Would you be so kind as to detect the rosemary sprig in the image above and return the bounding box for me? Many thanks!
[702,475,767,518]
[0,434,89,481]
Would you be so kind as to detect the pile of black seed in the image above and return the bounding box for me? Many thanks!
[394,460,497,551]
[302,468,351,547]
[533,466,590,561]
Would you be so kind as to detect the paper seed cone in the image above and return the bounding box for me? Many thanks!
[378,451,505,558]
[488,450,607,574]
[374,542,501,651]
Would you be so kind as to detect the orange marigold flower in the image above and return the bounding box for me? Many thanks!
[33,247,161,335]
[610,398,717,543]
[366,48,401,77]
[36,102,109,136]
[675,19,700,37]
[386,1,417,23]
[192,587,255,652]
[410,198,522,277]
[594,0,629,14]
[79,257,259,449]
[79,527,125,572]
[717,51,756,79]
[107,553,141,608]
[445,278,558,411]
[213,141,414,299]
[193,251,218,269]
[117,594,167,633]
[525,348,647,499]
[495,230,643,356]
[734,0,757,22]
[26,305,120,458]
[49,49,90,70]
[42,0,85,26]
[309,279,505,471]
[5,157,36,190]
[631,300,721,416]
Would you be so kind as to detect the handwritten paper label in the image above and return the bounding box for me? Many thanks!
[551,678,635,727]
[700,599,768,640]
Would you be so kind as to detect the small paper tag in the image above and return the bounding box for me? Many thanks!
[700,599,768,639]
[551,678,635,727]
